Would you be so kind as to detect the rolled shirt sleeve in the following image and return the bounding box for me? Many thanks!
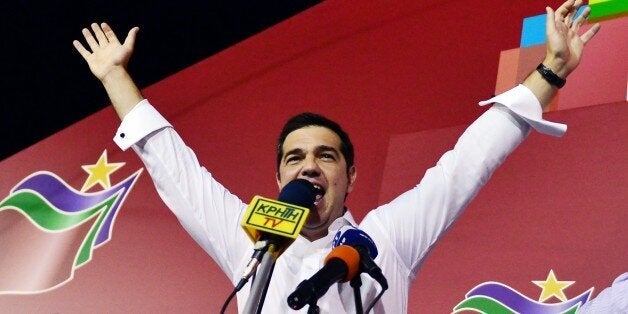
[113,100,172,150]
[479,84,567,137]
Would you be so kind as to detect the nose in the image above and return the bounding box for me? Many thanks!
[300,156,321,178]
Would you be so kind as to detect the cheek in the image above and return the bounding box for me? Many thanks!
[279,167,299,182]
[329,176,348,194]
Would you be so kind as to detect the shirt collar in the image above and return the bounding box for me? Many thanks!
[288,211,356,258]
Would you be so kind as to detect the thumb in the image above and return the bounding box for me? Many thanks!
[123,27,140,50]
[545,7,557,36]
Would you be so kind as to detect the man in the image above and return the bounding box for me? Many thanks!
[73,0,599,312]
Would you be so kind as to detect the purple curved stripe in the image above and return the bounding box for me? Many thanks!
[14,172,132,213]
[14,171,141,245]
[94,172,141,245]
[468,282,591,313]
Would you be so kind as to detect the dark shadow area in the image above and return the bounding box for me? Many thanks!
[0,0,320,160]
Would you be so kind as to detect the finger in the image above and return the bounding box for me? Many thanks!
[91,22,108,46]
[581,23,600,44]
[564,15,574,28]
[82,28,99,51]
[72,40,91,59]
[565,0,583,27]
[564,9,575,27]
[546,7,557,35]
[572,6,591,32]
[101,23,120,44]
[555,0,574,21]
[123,27,139,50]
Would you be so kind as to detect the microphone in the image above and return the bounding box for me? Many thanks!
[277,178,318,208]
[287,245,360,310]
[237,179,317,289]
[333,226,388,290]
[241,178,316,251]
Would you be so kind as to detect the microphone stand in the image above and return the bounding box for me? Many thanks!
[304,275,362,314]
[307,300,320,314]
[350,275,363,314]
[243,244,278,314]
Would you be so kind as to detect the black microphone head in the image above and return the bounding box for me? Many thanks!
[278,179,316,208]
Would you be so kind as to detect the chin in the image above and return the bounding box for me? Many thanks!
[304,221,323,230]
[304,216,331,231]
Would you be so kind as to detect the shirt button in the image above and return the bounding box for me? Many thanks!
[120,133,125,138]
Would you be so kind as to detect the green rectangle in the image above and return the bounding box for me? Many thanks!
[589,1,628,19]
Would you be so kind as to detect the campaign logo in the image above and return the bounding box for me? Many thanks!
[453,270,594,313]
[0,150,142,295]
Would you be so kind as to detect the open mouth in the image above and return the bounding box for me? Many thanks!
[312,184,325,206]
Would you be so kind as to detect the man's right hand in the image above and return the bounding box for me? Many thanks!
[73,23,139,82]
[73,23,143,120]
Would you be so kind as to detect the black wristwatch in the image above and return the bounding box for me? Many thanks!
[536,63,566,88]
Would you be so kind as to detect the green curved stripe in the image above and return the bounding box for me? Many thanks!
[76,197,115,267]
[453,296,515,314]
[563,305,578,314]
[0,190,113,231]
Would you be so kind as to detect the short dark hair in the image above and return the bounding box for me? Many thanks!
[277,113,354,173]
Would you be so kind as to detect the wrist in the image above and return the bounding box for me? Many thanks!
[99,67,143,120]
[536,63,566,89]
[522,69,558,111]
[541,56,570,78]
[100,66,129,85]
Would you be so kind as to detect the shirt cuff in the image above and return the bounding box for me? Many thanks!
[478,84,567,137]
[113,99,172,151]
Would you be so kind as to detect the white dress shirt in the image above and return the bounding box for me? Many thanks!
[114,85,565,313]
[578,273,628,313]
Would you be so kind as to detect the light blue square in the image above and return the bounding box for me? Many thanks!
[520,6,587,48]
[521,14,546,47]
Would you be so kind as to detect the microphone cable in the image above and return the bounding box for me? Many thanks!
[364,279,387,314]
[220,288,238,314]
[220,240,271,314]
[222,179,317,312]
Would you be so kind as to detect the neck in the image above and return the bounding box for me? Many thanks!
[300,227,329,242]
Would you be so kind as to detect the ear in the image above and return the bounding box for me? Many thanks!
[346,166,357,194]
[276,172,282,191]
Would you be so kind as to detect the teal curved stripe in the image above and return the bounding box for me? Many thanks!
[453,296,516,314]
[0,190,116,231]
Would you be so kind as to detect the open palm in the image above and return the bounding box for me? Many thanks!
[73,23,139,81]
[544,0,600,77]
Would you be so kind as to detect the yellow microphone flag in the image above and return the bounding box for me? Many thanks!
[241,196,310,243]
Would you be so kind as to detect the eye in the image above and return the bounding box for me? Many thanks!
[320,153,335,161]
[286,156,301,164]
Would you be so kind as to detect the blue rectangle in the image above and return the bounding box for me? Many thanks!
[521,14,546,47]
[520,6,588,48]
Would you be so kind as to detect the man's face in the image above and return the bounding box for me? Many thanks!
[277,126,356,241]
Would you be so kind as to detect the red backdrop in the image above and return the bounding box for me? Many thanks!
[1,0,626,312]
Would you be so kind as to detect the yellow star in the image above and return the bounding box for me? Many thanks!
[532,270,575,302]
[80,150,125,192]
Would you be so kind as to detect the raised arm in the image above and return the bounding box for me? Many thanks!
[523,0,600,107]
[73,23,142,119]
[366,0,602,276]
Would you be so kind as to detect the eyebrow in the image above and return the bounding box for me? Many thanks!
[315,145,340,156]
[283,145,340,161]
[283,148,305,160]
